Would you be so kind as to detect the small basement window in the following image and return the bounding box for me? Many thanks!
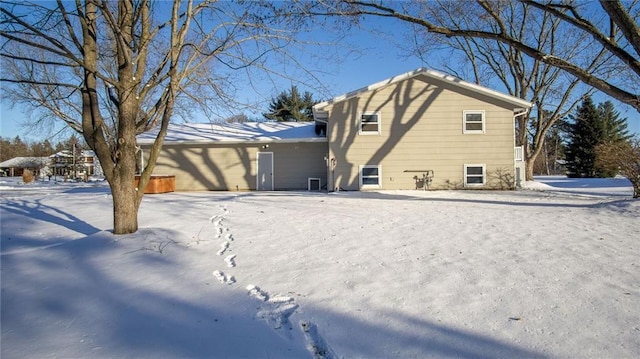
[463,110,485,134]
[359,112,381,135]
[464,164,486,186]
[308,177,321,191]
[360,165,381,188]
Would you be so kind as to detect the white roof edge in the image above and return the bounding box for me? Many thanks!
[137,137,328,146]
[313,67,533,113]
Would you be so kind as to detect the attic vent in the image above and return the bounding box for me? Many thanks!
[308,178,321,191]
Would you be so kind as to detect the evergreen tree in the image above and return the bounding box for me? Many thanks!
[598,101,630,143]
[565,97,631,178]
[263,85,318,122]
[565,97,601,178]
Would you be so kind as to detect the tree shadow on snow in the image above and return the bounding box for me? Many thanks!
[0,228,310,358]
[1,198,103,254]
[0,222,548,359]
[301,306,547,359]
[334,190,636,211]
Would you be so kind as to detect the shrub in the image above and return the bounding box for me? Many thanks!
[22,169,34,183]
[596,137,640,198]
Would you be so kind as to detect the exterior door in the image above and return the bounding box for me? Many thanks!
[257,152,274,191]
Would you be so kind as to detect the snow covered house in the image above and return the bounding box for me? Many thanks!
[0,157,50,178]
[137,68,531,192]
[136,122,328,191]
[313,68,531,191]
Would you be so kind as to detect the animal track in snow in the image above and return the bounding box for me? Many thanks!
[213,270,235,285]
[247,285,300,332]
[257,303,299,330]
[268,295,293,304]
[247,284,268,301]
[301,321,336,359]
[225,254,236,268]
[217,241,229,256]
[225,233,234,241]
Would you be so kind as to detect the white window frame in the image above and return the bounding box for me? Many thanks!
[359,165,382,189]
[464,164,486,187]
[463,110,486,134]
[359,111,381,135]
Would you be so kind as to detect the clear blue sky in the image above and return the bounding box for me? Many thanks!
[1,15,638,142]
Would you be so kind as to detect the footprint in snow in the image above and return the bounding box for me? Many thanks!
[213,270,235,285]
[247,284,268,301]
[217,241,229,256]
[225,254,236,268]
[257,303,299,330]
[247,285,299,333]
[301,321,336,359]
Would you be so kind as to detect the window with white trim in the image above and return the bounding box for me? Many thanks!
[359,112,381,135]
[359,165,381,188]
[464,164,486,186]
[463,110,485,134]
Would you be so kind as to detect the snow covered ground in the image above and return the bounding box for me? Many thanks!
[1,176,638,358]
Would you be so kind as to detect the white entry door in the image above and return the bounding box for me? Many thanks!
[257,152,274,191]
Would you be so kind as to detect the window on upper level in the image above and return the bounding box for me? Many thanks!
[359,112,381,135]
[463,110,485,134]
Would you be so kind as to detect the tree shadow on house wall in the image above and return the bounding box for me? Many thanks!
[329,77,444,190]
[156,144,256,191]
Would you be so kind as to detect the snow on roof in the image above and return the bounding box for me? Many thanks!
[49,150,96,158]
[313,68,533,118]
[0,157,50,168]
[137,121,327,145]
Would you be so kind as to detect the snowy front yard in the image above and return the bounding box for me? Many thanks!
[1,177,638,358]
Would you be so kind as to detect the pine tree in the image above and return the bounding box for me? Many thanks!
[263,85,318,122]
[565,97,601,178]
[598,101,630,143]
[565,97,631,178]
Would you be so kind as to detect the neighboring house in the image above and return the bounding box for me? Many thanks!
[0,157,50,178]
[136,122,328,191]
[138,68,531,192]
[313,68,531,191]
[50,150,103,179]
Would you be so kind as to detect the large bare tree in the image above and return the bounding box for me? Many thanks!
[403,1,613,180]
[328,0,640,113]
[1,0,302,234]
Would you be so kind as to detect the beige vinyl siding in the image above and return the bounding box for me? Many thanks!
[142,143,259,191]
[141,141,327,191]
[326,74,518,191]
[270,142,328,190]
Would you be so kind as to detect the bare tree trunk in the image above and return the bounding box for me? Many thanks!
[111,173,139,234]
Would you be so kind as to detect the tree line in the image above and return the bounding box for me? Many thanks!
[0,135,86,163]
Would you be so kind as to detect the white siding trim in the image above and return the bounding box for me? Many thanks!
[359,165,382,189]
[464,164,486,187]
[358,111,381,135]
[463,110,486,134]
